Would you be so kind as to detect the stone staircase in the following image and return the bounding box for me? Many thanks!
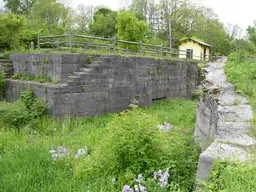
[66,60,102,85]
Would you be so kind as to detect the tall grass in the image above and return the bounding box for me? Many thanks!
[0,98,199,192]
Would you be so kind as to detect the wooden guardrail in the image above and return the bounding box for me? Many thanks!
[37,32,210,60]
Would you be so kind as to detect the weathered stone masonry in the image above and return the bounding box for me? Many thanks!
[194,57,256,181]
[5,53,200,117]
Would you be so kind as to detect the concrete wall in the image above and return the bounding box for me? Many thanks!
[6,53,200,117]
[194,57,256,181]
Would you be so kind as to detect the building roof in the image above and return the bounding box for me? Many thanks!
[179,38,213,47]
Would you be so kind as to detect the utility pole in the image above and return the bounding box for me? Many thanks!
[168,0,173,52]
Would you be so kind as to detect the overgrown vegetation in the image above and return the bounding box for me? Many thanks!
[0,98,199,191]
[0,88,47,128]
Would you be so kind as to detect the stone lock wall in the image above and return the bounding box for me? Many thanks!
[5,53,200,117]
[194,57,256,181]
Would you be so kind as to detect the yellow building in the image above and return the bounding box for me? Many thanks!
[178,38,212,60]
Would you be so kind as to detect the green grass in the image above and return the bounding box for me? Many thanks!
[146,99,197,128]
[0,98,199,192]
[200,160,256,192]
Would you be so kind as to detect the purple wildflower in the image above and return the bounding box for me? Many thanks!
[157,122,174,132]
[153,168,170,188]
[57,146,63,152]
[139,185,147,192]
[153,172,158,179]
[122,185,131,192]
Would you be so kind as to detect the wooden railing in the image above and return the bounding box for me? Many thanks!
[37,32,210,60]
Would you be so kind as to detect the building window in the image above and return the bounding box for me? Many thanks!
[186,49,193,59]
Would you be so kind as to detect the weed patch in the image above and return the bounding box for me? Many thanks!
[0,99,199,191]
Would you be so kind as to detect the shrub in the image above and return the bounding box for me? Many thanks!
[21,88,47,118]
[0,100,29,128]
[0,88,47,129]
[74,104,200,191]
[74,106,162,180]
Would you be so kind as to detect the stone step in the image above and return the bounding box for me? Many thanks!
[67,75,80,84]
[83,60,102,67]
[86,64,100,68]
[73,71,88,76]
[80,68,93,73]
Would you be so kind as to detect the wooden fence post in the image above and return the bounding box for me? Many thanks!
[177,48,180,58]
[113,37,116,52]
[30,41,34,49]
[37,33,40,50]
[160,44,163,57]
[69,30,72,49]
[57,38,60,50]
[200,52,202,60]
[140,41,143,54]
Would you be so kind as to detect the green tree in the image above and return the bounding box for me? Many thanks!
[129,0,155,22]
[74,4,94,34]
[0,13,25,50]
[116,10,148,46]
[247,21,256,45]
[3,0,35,14]
[89,8,117,37]
[27,0,71,34]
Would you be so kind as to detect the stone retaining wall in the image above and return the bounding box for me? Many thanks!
[194,57,256,181]
[5,53,200,117]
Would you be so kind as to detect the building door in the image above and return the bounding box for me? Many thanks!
[186,49,193,59]
[204,48,207,60]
